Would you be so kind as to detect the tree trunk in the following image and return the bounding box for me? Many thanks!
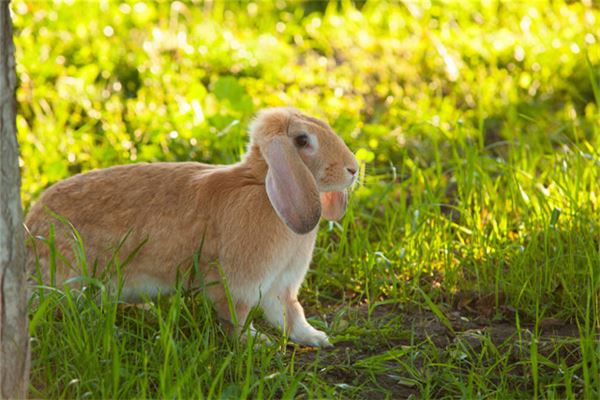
[0,0,30,398]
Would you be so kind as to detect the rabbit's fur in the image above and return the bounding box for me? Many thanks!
[25,107,358,347]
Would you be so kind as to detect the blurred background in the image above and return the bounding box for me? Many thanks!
[13,0,600,206]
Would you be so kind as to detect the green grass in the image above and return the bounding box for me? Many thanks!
[14,0,600,398]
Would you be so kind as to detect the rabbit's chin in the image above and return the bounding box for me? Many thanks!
[318,181,354,193]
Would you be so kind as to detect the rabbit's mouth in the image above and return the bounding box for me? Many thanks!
[318,174,357,193]
[317,161,359,192]
[313,156,358,192]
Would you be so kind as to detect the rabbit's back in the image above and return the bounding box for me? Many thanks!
[25,162,222,286]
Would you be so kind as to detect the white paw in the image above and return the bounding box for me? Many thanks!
[240,324,272,346]
[291,327,333,348]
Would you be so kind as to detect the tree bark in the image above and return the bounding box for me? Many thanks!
[0,0,30,398]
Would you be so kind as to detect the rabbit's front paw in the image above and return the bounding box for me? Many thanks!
[291,326,333,348]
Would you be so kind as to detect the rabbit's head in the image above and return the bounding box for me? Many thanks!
[248,107,358,234]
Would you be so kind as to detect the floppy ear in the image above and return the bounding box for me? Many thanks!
[263,136,321,234]
[320,191,348,221]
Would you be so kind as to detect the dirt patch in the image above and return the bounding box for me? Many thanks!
[292,301,586,399]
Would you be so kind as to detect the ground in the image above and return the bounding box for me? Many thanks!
[287,300,586,399]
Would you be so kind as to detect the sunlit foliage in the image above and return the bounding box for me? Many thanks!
[13,1,600,398]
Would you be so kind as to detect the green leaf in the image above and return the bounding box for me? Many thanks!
[417,287,455,335]
[213,76,252,112]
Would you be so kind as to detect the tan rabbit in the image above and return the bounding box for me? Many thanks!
[25,107,358,347]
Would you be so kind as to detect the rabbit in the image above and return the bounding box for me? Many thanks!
[24,107,359,347]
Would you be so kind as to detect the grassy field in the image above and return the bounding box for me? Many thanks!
[13,0,600,398]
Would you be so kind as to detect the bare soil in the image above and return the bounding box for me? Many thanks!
[293,301,585,399]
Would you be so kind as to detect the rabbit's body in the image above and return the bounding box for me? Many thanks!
[27,158,308,304]
[26,108,358,347]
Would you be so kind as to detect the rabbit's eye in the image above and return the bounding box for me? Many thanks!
[294,134,309,148]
